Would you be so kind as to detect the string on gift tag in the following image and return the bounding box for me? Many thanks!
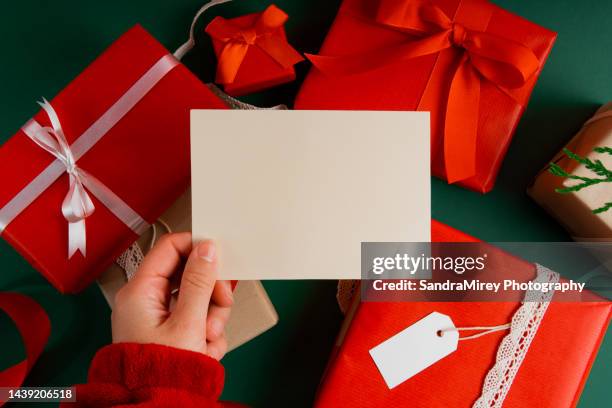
[174,0,233,60]
[147,218,181,296]
[148,217,173,251]
[439,323,511,341]
[369,313,512,389]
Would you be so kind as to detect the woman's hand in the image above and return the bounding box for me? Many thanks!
[111,233,233,360]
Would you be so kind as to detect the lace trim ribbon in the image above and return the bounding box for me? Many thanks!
[473,264,559,408]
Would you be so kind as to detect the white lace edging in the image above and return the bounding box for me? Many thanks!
[116,243,144,281]
[116,222,172,280]
[473,264,559,408]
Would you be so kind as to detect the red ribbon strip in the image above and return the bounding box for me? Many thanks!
[206,4,304,85]
[0,293,50,407]
[306,0,540,183]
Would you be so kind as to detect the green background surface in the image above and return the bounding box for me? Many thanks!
[0,0,610,407]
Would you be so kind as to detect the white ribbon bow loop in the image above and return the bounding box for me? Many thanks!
[31,99,96,257]
[0,55,175,265]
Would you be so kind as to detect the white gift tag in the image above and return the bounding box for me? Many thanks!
[369,312,459,389]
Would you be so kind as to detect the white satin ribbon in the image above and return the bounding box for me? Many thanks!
[0,53,179,258]
[28,99,97,257]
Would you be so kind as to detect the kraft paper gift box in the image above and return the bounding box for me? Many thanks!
[314,220,611,407]
[529,103,612,241]
[205,4,303,96]
[0,26,228,293]
[98,189,279,352]
[295,0,556,193]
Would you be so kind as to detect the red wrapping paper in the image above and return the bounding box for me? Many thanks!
[315,220,611,407]
[295,0,556,193]
[206,5,303,97]
[0,26,227,293]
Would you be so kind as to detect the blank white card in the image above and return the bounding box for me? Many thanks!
[191,110,430,279]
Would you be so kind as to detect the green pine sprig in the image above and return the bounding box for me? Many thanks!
[549,147,612,214]
[593,202,612,214]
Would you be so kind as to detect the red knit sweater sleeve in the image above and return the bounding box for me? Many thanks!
[61,343,240,407]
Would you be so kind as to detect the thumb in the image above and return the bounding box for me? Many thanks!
[171,240,217,327]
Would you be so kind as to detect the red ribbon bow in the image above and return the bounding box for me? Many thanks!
[206,4,304,85]
[307,0,541,183]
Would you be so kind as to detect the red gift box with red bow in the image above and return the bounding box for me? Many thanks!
[0,26,227,293]
[315,220,611,407]
[206,4,304,96]
[295,0,556,193]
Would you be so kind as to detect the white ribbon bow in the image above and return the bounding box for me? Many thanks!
[29,99,97,257]
[0,54,178,263]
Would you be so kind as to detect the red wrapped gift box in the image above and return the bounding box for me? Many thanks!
[315,220,611,407]
[295,0,556,193]
[0,26,227,293]
[205,4,303,96]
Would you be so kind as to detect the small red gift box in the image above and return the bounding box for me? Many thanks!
[315,220,611,407]
[205,4,303,96]
[0,26,227,293]
[295,0,556,193]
